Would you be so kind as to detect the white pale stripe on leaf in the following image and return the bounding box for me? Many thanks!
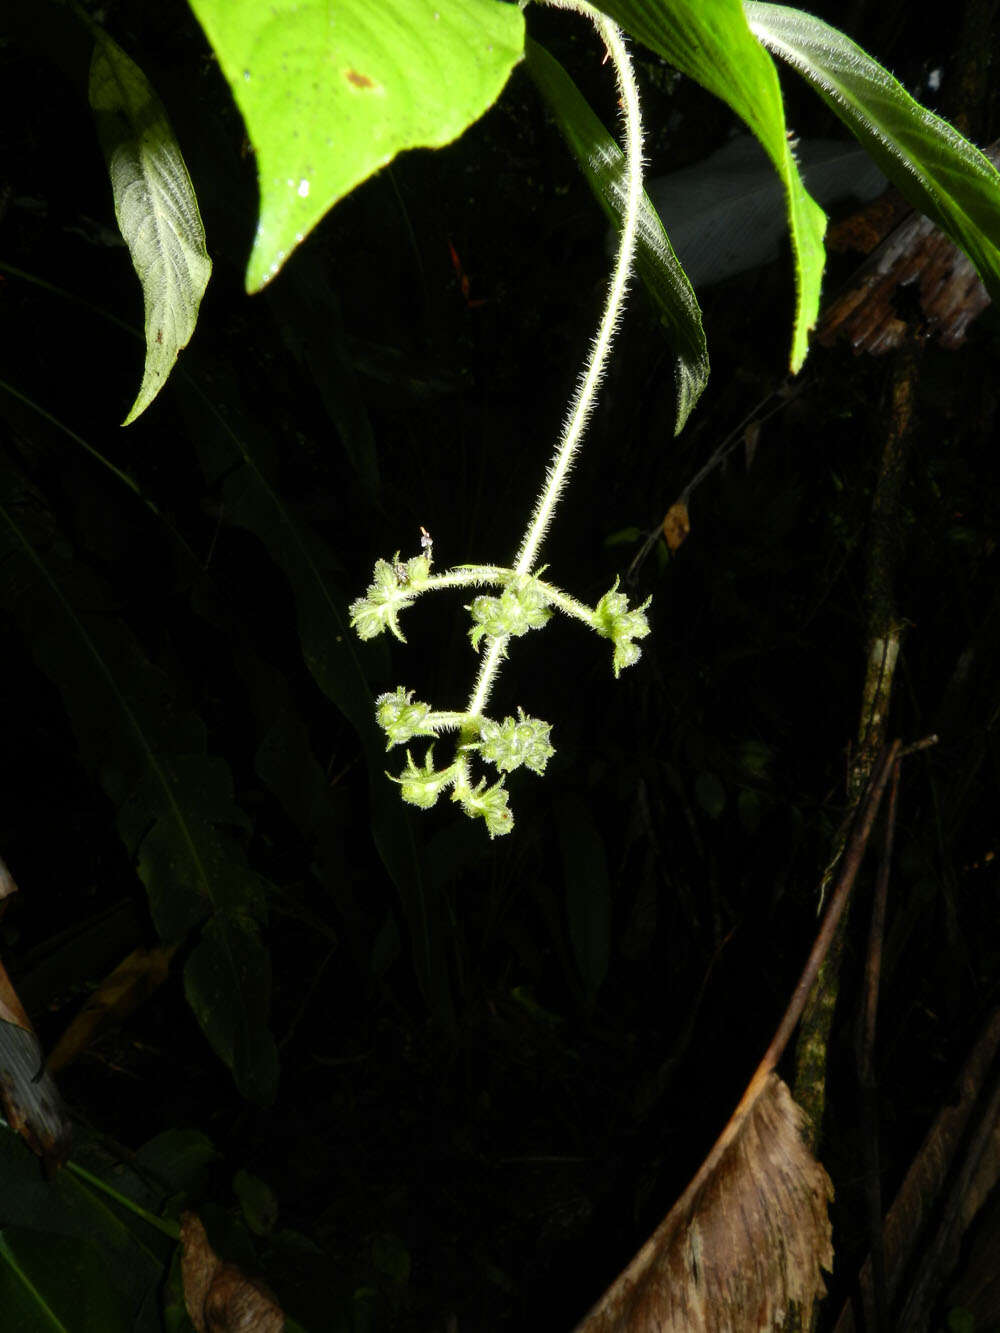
[745,2,1000,303]
[89,33,211,425]
[591,0,826,373]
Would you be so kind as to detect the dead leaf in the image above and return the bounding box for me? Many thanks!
[743,421,761,472]
[661,502,691,553]
[47,943,177,1073]
[574,747,902,1333]
[575,1069,832,1332]
[181,1211,285,1333]
[0,954,72,1165]
[0,853,19,903]
[817,142,1000,355]
[835,1006,1000,1331]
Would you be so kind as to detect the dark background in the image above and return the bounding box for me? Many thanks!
[1,0,999,1328]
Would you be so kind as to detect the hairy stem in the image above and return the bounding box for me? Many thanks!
[467,2,643,716]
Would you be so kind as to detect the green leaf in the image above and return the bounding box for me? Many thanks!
[372,1232,411,1285]
[184,913,280,1105]
[133,1129,221,1198]
[186,0,525,291]
[0,1125,169,1333]
[555,795,611,1002]
[745,2,1000,301]
[177,369,452,1023]
[0,1228,130,1333]
[266,263,380,497]
[233,1169,279,1237]
[0,466,276,1102]
[593,0,826,371]
[525,36,708,432]
[695,770,726,819]
[89,30,211,424]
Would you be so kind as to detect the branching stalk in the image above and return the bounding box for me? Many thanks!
[349,5,650,836]
[470,5,644,717]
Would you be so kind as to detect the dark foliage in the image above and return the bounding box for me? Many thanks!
[0,2,998,1329]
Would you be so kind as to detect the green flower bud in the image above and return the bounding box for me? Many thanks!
[455,778,513,837]
[467,579,552,648]
[375,687,437,748]
[349,553,431,642]
[390,748,455,809]
[478,710,554,775]
[592,579,651,677]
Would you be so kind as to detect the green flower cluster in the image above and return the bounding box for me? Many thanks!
[454,778,512,838]
[375,687,437,747]
[467,578,551,649]
[476,709,554,774]
[349,553,431,642]
[592,579,652,677]
[391,748,456,809]
[351,551,652,835]
[381,707,553,837]
[389,747,513,837]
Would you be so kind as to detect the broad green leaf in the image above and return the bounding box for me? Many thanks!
[177,368,453,1022]
[0,468,277,1102]
[186,0,525,291]
[89,31,211,425]
[525,36,708,432]
[0,1125,169,1333]
[591,0,826,371]
[0,1229,129,1333]
[694,770,726,819]
[266,262,380,497]
[745,2,1000,300]
[184,913,279,1101]
[133,1129,221,1197]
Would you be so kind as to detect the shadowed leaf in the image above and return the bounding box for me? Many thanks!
[179,370,451,1022]
[89,29,211,424]
[525,36,708,433]
[594,0,826,371]
[576,1070,832,1331]
[746,4,1000,304]
[47,945,178,1075]
[0,465,277,1102]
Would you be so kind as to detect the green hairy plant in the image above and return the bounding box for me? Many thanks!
[31,0,1000,847]
[349,4,650,836]
[3,0,1000,1325]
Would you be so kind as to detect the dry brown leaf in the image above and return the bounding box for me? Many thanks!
[0,953,72,1165]
[181,1211,285,1333]
[661,502,690,553]
[817,143,999,356]
[0,953,33,1034]
[0,853,19,904]
[575,1069,832,1332]
[835,1006,1000,1331]
[574,748,902,1333]
[47,943,177,1073]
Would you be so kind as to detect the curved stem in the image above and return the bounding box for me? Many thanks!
[422,565,596,625]
[420,566,511,593]
[466,3,644,715]
[425,710,474,733]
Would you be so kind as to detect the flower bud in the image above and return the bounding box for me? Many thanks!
[468,579,551,648]
[375,688,437,748]
[592,579,652,677]
[478,710,554,775]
